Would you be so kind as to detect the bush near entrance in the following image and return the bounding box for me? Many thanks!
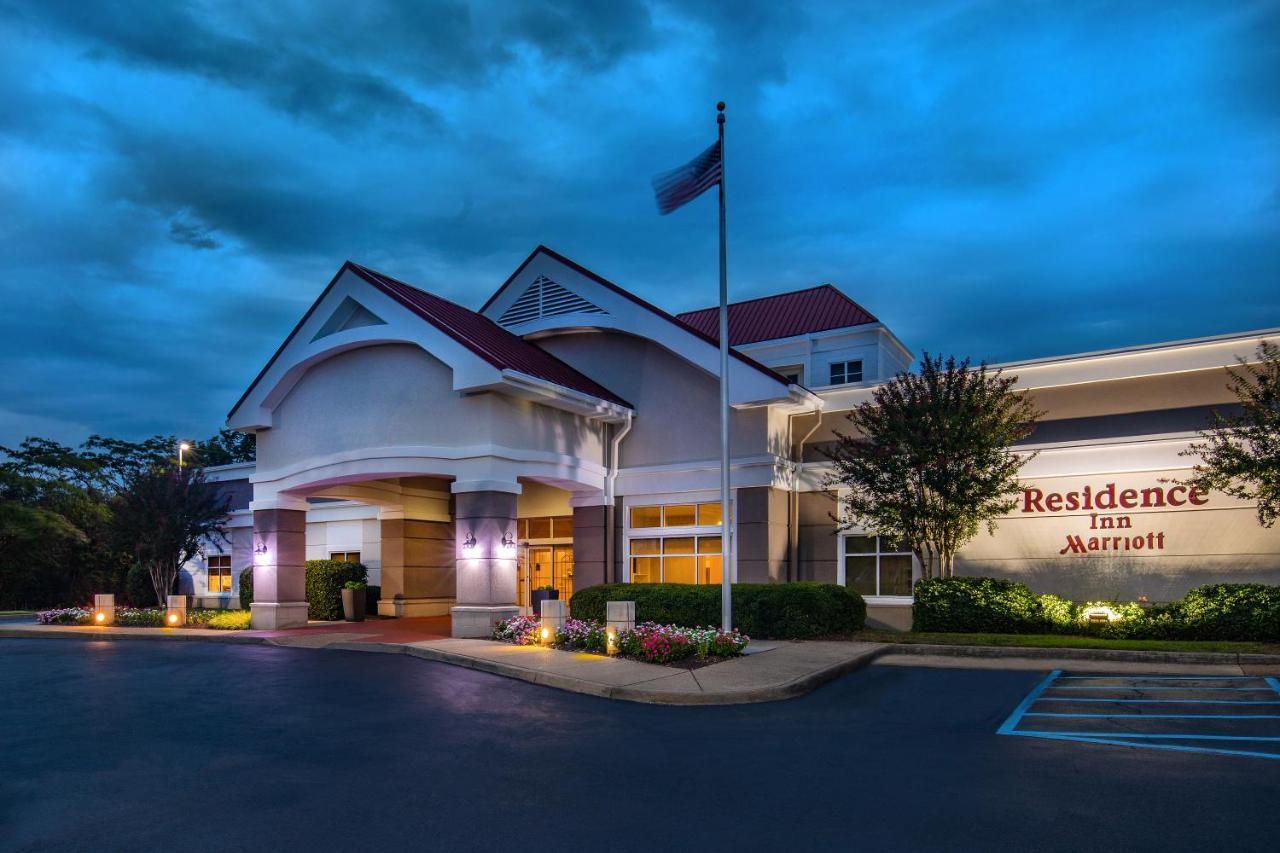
[238,560,367,621]
[912,577,1280,641]
[570,582,865,639]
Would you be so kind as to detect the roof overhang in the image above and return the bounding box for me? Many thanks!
[228,265,632,431]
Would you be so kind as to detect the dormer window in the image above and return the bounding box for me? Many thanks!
[829,359,863,385]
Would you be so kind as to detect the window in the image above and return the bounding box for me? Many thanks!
[629,502,725,529]
[207,554,232,593]
[629,535,722,585]
[627,501,728,585]
[518,516,572,540]
[841,535,913,597]
[775,365,803,385]
[330,551,361,564]
[829,359,863,385]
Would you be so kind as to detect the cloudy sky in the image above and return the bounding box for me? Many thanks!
[1,0,1277,447]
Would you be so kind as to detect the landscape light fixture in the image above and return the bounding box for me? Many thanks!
[178,441,192,469]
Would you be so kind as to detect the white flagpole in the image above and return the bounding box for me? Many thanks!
[717,101,732,632]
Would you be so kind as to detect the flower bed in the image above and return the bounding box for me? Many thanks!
[491,616,749,666]
[35,606,252,630]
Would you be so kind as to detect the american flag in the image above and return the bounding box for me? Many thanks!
[651,140,722,215]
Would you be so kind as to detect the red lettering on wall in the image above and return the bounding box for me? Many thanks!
[1167,486,1187,507]
[1189,487,1209,506]
[1023,488,1044,512]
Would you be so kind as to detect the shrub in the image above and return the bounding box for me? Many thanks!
[36,607,91,625]
[304,560,368,621]
[1037,593,1078,631]
[569,582,864,639]
[492,615,541,644]
[207,610,252,630]
[115,607,165,627]
[555,617,607,651]
[912,577,1042,633]
[1173,584,1280,641]
[238,561,366,620]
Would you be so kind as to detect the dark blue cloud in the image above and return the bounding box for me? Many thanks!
[0,0,1277,446]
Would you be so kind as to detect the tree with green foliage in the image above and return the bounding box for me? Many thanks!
[190,428,255,466]
[1181,340,1280,527]
[825,353,1041,579]
[0,428,239,609]
[112,463,231,606]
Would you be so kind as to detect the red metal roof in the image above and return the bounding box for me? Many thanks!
[676,284,877,345]
[349,263,632,408]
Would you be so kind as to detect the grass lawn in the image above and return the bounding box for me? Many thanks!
[0,611,34,616]
[855,629,1280,656]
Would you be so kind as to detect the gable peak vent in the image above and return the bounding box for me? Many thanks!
[498,275,606,327]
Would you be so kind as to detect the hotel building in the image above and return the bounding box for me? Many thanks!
[183,246,1280,633]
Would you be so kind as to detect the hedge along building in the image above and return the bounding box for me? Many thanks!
[201,245,1279,632]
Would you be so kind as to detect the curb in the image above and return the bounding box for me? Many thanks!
[0,626,269,645]
[606,644,892,705]
[878,642,1280,667]
[397,642,892,705]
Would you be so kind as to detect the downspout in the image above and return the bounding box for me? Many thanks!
[788,408,823,582]
[604,412,634,584]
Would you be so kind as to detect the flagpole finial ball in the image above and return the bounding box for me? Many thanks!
[716,101,726,111]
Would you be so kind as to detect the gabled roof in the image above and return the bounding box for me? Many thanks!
[348,263,632,408]
[229,261,631,421]
[482,245,793,385]
[676,284,878,345]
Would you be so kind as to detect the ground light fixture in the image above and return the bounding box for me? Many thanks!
[1081,605,1123,623]
[540,626,550,644]
[606,627,618,655]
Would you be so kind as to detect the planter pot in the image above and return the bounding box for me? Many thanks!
[341,588,367,622]
[531,588,559,615]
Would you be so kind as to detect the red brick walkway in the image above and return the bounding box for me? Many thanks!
[248,615,453,643]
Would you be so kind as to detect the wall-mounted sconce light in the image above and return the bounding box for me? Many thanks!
[462,532,477,550]
[253,539,269,565]
[497,529,517,558]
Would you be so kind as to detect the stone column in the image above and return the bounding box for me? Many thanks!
[571,503,608,591]
[736,486,790,583]
[249,497,309,629]
[450,484,520,638]
[378,508,456,617]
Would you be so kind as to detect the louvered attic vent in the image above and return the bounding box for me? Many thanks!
[498,275,606,326]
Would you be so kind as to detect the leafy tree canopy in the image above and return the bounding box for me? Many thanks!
[1182,340,1280,527]
[824,353,1040,579]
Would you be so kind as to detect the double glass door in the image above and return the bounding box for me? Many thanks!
[517,546,574,606]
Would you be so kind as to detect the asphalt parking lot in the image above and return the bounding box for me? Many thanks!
[3,639,1278,852]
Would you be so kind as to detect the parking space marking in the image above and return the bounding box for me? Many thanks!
[998,670,1280,760]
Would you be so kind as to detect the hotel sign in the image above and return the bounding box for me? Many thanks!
[1019,481,1209,556]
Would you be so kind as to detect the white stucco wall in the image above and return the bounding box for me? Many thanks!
[255,343,607,479]
[534,331,775,467]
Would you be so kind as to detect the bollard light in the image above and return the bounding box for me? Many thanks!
[540,626,550,644]
[606,627,618,656]
[93,593,115,625]
[165,594,188,627]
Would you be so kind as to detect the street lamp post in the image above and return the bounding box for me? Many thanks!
[178,442,191,469]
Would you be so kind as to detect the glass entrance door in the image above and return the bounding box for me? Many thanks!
[517,546,574,607]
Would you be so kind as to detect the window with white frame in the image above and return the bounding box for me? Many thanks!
[627,501,726,585]
[841,534,914,597]
[207,554,232,593]
[330,551,362,564]
[829,359,863,385]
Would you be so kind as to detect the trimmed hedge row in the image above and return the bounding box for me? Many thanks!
[912,577,1280,641]
[569,582,865,639]
[239,560,367,621]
